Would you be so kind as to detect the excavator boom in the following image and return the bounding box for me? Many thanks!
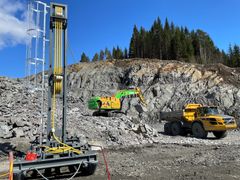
[114,88,146,106]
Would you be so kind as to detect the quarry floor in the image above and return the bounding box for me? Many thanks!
[1,124,240,180]
[84,134,240,180]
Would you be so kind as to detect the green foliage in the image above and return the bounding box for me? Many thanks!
[80,52,90,63]
[112,46,124,59]
[227,44,240,67]
[92,53,99,62]
[127,17,227,65]
[105,48,112,60]
[88,17,240,67]
[99,50,105,61]
[124,48,128,59]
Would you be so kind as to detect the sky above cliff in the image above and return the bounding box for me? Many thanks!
[0,0,240,77]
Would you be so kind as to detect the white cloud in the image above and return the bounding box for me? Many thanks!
[0,0,28,49]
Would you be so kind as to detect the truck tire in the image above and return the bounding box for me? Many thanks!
[164,122,172,135]
[213,131,227,139]
[171,122,182,136]
[192,122,208,139]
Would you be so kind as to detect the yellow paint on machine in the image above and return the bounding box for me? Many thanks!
[100,97,121,110]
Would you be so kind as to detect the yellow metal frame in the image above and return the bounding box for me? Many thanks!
[46,14,81,155]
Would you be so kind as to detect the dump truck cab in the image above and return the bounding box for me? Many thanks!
[195,106,237,132]
[183,104,237,131]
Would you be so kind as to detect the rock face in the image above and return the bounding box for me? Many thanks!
[67,59,240,123]
[0,59,240,148]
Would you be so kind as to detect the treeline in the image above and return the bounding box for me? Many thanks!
[79,17,240,67]
[226,44,240,67]
[80,47,128,62]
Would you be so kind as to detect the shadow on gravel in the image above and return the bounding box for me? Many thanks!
[25,170,101,180]
[0,142,24,157]
[158,131,221,140]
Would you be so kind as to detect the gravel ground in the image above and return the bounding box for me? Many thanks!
[79,126,240,180]
[2,123,238,180]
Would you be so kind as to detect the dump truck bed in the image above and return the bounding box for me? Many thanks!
[160,111,183,121]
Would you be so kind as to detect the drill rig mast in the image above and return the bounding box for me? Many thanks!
[13,3,98,179]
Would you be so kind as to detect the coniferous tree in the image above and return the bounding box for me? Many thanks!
[99,50,105,61]
[162,18,171,59]
[124,48,128,59]
[115,46,124,59]
[232,45,240,67]
[105,48,112,60]
[228,45,234,67]
[80,52,90,63]
[112,47,117,59]
[139,27,146,58]
[92,53,99,62]
[151,17,163,59]
[86,17,234,67]
[129,25,139,58]
[170,27,181,60]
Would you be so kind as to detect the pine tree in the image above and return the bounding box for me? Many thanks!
[80,52,90,63]
[162,18,171,59]
[228,44,233,67]
[105,48,112,60]
[129,25,139,58]
[81,17,230,66]
[139,27,146,58]
[92,53,99,62]
[112,47,119,59]
[124,48,128,59]
[170,27,181,59]
[99,50,105,61]
[184,27,195,62]
[115,46,124,59]
[150,17,163,59]
[233,45,240,67]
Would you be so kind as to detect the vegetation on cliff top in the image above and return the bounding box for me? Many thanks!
[80,17,240,67]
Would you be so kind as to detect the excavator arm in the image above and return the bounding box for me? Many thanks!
[114,87,147,106]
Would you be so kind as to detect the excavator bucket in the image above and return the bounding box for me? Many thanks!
[136,88,147,106]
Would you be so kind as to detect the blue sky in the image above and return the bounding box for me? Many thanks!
[1,0,240,78]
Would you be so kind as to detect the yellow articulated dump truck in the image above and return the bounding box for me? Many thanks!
[160,104,237,139]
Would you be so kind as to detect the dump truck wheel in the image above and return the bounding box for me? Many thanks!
[213,131,227,139]
[171,122,182,136]
[164,122,172,135]
[181,129,188,136]
[192,122,208,139]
